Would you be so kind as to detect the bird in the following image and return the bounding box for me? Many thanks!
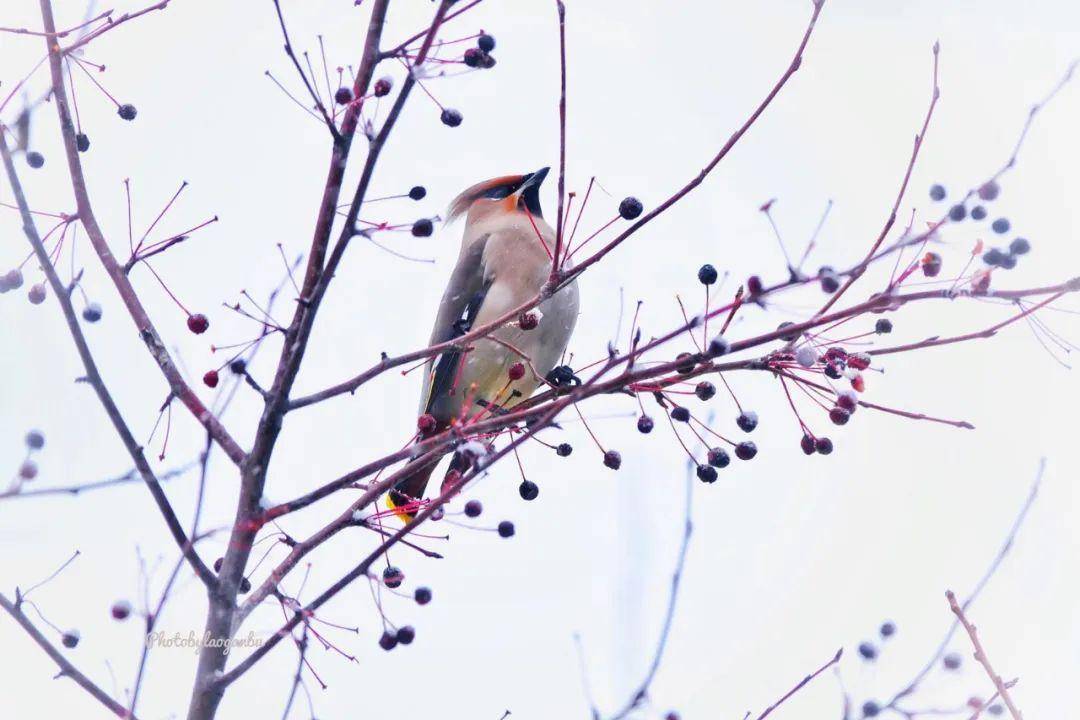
[386,167,580,521]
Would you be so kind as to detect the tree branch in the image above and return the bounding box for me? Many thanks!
[37,0,247,467]
[0,592,137,719]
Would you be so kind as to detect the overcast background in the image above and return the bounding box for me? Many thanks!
[2,1,1079,718]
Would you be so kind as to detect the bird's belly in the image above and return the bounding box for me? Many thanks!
[439,281,578,421]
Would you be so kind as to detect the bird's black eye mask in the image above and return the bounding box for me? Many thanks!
[481,175,543,217]
[484,184,514,199]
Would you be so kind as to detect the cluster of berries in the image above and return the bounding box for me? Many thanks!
[856,619,1004,717]
[930,180,1033,272]
[14,429,45,486]
[462,33,497,70]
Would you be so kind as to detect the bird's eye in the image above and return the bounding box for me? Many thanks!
[484,184,513,199]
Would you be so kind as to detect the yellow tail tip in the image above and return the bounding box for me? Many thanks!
[386,489,418,524]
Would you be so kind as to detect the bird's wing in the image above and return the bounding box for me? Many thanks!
[420,234,491,416]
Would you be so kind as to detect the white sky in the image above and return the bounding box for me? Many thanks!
[2,1,1079,719]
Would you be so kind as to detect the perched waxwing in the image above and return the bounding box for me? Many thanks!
[388,167,580,519]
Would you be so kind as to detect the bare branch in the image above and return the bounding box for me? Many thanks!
[0,592,136,719]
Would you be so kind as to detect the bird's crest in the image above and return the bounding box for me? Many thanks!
[446,174,526,222]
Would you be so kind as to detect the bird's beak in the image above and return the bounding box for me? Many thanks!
[516,166,550,195]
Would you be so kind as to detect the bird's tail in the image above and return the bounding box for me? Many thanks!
[386,458,440,524]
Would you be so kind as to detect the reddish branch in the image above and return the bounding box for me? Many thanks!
[816,41,940,317]
[287,0,829,411]
[37,0,246,467]
[0,130,217,590]
[880,462,1043,712]
[756,648,843,720]
[5,1,1076,718]
[946,591,1023,720]
[61,0,171,54]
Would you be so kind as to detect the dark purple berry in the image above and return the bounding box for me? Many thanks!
[334,87,353,105]
[746,275,763,295]
[982,248,1005,266]
[414,587,432,605]
[395,625,416,645]
[880,621,896,638]
[820,273,840,294]
[1009,237,1030,255]
[3,268,23,291]
[26,151,45,168]
[518,480,539,501]
[977,180,1000,201]
[874,318,892,334]
[858,641,878,660]
[373,77,393,97]
[695,381,716,401]
[671,406,690,422]
[943,653,962,670]
[477,33,496,53]
[970,205,987,221]
[239,577,252,593]
[464,500,482,518]
[829,407,851,425]
[440,108,463,127]
[25,430,45,450]
[696,464,718,483]
[697,263,718,285]
[383,566,404,588]
[603,450,622,470]
[862,701,880,717]
[800,434,815,455]
[117,104,137,121]
[999,253,1017,270]
[707,447,730,468]
[618,197,643,220]
[479,53,496,70]
[556,443,572,457]
[814,437,833,455]
[409,185,427,201]
[637,416,654,434]
[497,520,515,538]
[708,336,729,356]
[922,252,943,277]
[736,411,758,433]
[824,363,841,379]
[674,352,696,375]
[76,133,90,152]
[412,218,434,237]
[777,321,799,342]
[991,218,1010,234]
[202,370,219,388]
[28,283,47,305]
[61,630,80,649]
[111,600,132,620]
[929,184,946,201]
[82,302,102,322]
[734,441,757,461]
[948,204,967,221]
[463,47,482,67]
[379,631,398,651]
